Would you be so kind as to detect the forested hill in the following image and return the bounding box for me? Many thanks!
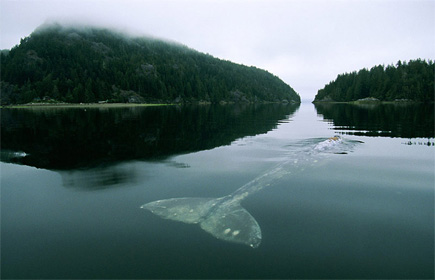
[313,59,434,103]
[0,23,300,105]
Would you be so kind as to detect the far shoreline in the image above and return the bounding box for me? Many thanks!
[0,102,173,109]
[312,100,431,105]
[1,100,301,109]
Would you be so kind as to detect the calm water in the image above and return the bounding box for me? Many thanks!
[1,103,434,279]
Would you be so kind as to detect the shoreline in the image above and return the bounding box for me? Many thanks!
[312,100,430,105]
[1,100,301,109]
[0,102,173,109]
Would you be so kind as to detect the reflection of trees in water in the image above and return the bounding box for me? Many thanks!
[61,165,138,190]
[59,159,191,190]
[314,103,434,139]
[1,104,299,170]
[403,140,434,146]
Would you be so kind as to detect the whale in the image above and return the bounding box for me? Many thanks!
[141,136,361,248]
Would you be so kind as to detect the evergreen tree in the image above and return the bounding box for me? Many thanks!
[314,59,434,102]
[0,23,300,105]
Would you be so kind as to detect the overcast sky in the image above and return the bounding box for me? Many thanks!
[1,0,434,100]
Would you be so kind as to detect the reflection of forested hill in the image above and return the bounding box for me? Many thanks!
[314,103,434,138]
[1,104,299,170]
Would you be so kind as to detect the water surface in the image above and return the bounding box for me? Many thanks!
[1,103,433,279]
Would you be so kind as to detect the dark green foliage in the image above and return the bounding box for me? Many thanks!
[314,59,434,102]
[0,23,300,105]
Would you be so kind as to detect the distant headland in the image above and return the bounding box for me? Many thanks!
[0,23,300,106]
[313,59,434,103]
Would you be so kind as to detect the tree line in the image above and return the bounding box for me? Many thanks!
[314,59,434,102]
[0,23,300,105]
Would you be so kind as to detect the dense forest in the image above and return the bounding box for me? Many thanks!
[0,23,300,105]
[313,59,434,102]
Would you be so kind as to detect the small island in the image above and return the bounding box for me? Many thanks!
[0,23,300,106]
[313,59,434,103]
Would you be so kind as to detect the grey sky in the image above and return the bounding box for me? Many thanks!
[1,0,434,100]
